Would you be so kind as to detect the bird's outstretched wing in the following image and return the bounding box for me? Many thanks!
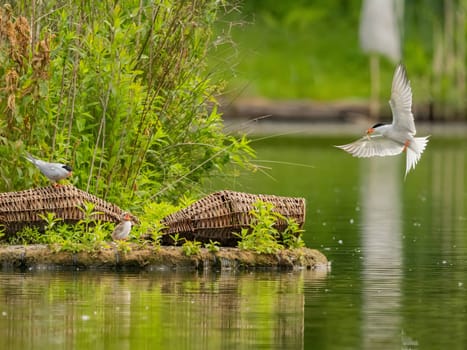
[336,135,404,158]
[389,64,416,135]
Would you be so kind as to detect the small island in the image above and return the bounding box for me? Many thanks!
[0,185,327,272]
[0,245,328,272]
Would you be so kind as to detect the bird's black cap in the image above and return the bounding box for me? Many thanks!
[62,165,72,172]
[371,123,386,129]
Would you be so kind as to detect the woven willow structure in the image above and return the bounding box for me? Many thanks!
[161,190,306,246]
[0,185,132,235]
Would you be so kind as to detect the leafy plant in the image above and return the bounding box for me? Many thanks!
[113,240,132,254]
[182,240,202,256]
[235,200,305,253]
[169,233,183,247]
[38,212,63,232]
[204,240,220,253]
[6,208,113,252]
[76,203,103,232]
[235,201,282,254]
[275,214,305,249]
[7,226,42,245]
[134,201,180,244]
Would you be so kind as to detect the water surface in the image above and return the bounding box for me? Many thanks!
[1,132,466,349]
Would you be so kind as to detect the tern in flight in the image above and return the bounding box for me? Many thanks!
[336,64,429,178]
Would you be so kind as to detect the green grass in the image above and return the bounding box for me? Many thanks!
[209,2,464,115]
[210,10,400,101]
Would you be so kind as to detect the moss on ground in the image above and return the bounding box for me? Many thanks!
[0,245,327,272]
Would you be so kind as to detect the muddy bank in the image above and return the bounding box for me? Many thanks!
[219,97,467,138]
[219,97,465,122]
[0,245,328,272]
[220,97,371,123]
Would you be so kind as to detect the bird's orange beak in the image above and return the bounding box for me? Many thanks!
[366,128,374,135]
[67,171,73,178]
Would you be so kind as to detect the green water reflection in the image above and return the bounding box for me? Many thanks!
[1,134,466,349]
[0,270,326,349]
[211,134,467,349]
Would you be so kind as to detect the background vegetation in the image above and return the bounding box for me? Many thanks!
[0,0,254,212]
[210,0,466,119]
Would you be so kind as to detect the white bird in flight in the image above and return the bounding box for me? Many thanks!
[336,63,429,178]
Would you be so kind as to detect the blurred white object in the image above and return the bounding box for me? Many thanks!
[359,0,402,62]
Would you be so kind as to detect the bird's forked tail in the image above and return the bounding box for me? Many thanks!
[405,136,430,178]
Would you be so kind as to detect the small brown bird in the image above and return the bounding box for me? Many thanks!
[111,213,133,241]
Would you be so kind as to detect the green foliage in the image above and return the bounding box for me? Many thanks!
[235,200,305,254]
[7,226,46,245]
[135,201,180,244]
[211,2,367,100]
[279,215,305,249]
[182,240,202,256]
[212,1,467,118]
[113,240,132,254]
[6,210,114,252]
[0,1,255,208]
[4,200,174,252]
[76,202,104,234]
[169,233,183,247]
[204,240,220,253]
[47,217,113,252]
[39,212,63,232]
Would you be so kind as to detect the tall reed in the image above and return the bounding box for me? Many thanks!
[0,1,254,208]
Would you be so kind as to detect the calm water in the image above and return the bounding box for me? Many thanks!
[1,130,466,349]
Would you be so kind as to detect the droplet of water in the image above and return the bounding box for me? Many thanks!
[338,240,343,245]
[1,311,7,317]
[349,218,354,224]
[81,315,90,321]
[458,282,463,287]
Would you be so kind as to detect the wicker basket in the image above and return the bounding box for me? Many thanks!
[0,185,134,235]
[161,190,306,246]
